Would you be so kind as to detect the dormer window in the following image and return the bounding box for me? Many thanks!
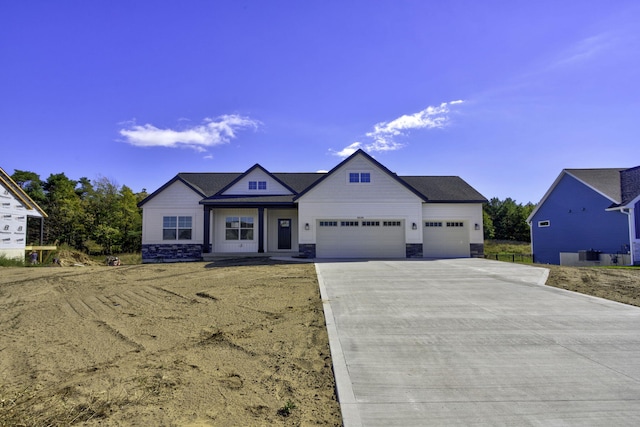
[248,181,267,190]
[348,172,371,183]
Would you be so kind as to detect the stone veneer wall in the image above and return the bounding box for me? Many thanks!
[470,243,484,258]
[142,244,203,263]
[298,243,316,259]
[405,243,423,258]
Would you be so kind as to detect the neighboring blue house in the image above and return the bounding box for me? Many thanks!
[528,168,638,265]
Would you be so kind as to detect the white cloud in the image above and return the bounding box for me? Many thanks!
[332,142,362,158]
[332,101,464,157]
[119,114,260,152]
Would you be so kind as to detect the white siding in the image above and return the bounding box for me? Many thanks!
[141,181,204,244]
[222,169,292,195]
[0,182,31,257]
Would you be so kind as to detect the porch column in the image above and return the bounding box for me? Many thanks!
[203,206,211,253]
[258,207,265,253]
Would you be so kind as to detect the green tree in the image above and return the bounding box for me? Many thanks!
[484,197,535,242]
[42,173,86,246]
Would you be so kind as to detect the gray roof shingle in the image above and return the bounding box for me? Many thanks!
[566,168,626,203]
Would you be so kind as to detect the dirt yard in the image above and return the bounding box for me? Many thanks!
[0,260,342,426]
[2,259,640,426]
[545,264,640,307]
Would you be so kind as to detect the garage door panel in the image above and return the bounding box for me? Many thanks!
[423,220,470,258]
[316,220,405,258]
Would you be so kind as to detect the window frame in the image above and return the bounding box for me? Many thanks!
[347,171,372,184]
[225,216,255,240]
[163,215,193,241]
[248,180,267,191]
[538,220,551,228]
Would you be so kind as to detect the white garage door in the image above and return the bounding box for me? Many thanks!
[423,220,470,258]
[316,219,405,258]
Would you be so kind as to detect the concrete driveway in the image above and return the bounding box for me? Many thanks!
[315,258,640,426]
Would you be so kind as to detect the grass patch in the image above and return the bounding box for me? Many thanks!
[484,240,531,254]
[484,240,533,264]
[0,254,25,267]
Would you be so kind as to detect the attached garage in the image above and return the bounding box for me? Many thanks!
[316,219,405,258]
[423,220,470,258]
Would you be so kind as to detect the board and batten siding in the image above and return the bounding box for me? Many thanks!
[422,203,484,245]
[141,180,204,244]
[266,208,298,252]
[222,169,293,196]
[212,208,259,252]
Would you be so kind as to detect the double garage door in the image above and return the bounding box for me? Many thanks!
[316,219,405,258]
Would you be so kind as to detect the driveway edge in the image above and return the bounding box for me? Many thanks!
[315,263,362,427]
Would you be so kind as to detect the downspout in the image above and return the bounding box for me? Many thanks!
[619,208,633,265]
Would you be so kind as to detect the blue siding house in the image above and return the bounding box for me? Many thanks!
[528,168,634,265]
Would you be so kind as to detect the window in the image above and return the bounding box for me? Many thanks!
[319,221,338,227]
[361,221,380,226]
[348,172,371,183]
[538,220,550,228]
[225,216,254,240]
[425,222,443,227]
[248,181,267,190]
[163,216,192,240]
[383,221,401,227]
[341,221,359,227]
[446,222,464,227]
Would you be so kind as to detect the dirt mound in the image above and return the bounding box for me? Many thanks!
[55,249,101,266]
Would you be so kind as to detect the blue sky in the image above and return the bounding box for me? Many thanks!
[2,1,639,204]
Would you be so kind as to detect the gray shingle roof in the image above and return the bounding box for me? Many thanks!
[566,168,626,203]
[400,176,487,202]
[139,154,486,207]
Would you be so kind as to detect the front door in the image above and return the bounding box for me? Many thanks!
[278,219,292,250]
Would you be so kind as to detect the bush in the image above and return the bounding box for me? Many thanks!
[0,254,25,267]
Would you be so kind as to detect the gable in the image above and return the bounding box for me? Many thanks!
[221,168,293,196]
[141,179,204,209]
[0,168,46,218]
[528,169,624,223]
[530,172,619,223]
[296,152,423,203]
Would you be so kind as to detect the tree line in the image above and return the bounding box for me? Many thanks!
[11,169,535,253]
[11,170,148,254]
[483,197,535,242]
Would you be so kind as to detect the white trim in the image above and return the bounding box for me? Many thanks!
[538,220,550,227]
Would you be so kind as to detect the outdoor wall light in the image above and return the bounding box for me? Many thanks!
[475,223,480,230]
[412,222,417,230]
[304,223,310,230]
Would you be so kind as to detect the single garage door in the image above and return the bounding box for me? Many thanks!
[423,220,470,258]
[316,219,405,258]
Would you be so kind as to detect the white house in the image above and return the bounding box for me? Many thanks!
[0,167,47,260]
[138,150,487,262]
